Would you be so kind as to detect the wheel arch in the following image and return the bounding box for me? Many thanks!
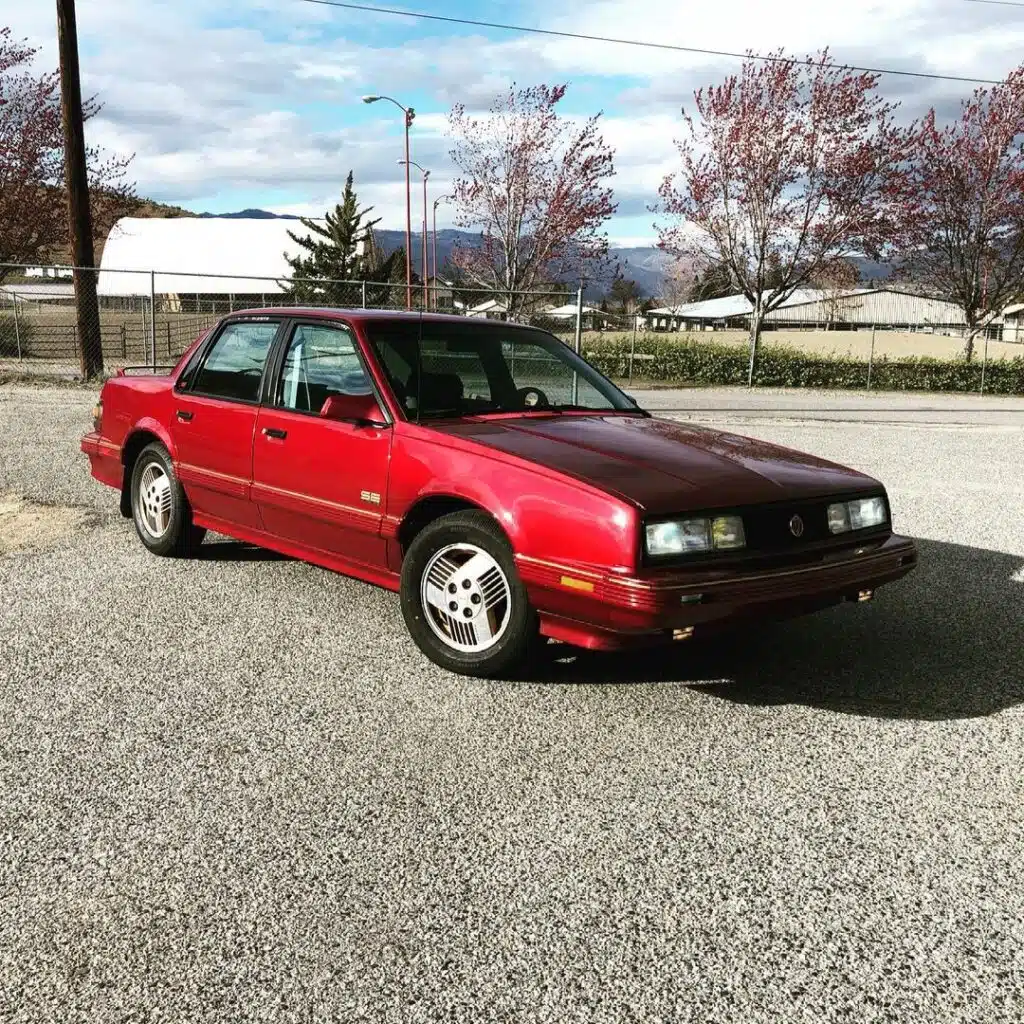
[397,494,507,555]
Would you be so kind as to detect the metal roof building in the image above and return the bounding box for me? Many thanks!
[0,282,76,302]
[1002,303,1024,343]
[647,288,968,330]
[648,290,828,325]
[764,288,965,327]
[543,303,601,318]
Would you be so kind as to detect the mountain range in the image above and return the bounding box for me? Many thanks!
[188,210,680,297]
[140,206,894,299]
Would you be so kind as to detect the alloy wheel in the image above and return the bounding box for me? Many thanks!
[137,462,172,539]
[420,542,512,653]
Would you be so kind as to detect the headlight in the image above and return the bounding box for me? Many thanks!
[645,515,745,557]
[827,496,888,534]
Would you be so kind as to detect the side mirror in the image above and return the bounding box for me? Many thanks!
[320,393,388,427]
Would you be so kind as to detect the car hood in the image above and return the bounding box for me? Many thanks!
[430,414,881,513]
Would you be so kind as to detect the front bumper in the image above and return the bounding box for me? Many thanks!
[521,534,919,650]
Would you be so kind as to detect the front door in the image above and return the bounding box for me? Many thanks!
[171,318,282,530]
[251,321,392,568]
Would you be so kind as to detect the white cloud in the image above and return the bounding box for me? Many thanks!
[535,0,1021,80]
[294,61,357,82]
[2,0,1022,242]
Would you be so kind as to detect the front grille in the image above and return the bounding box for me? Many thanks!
[643,492,890,568]
[745,497,835,551]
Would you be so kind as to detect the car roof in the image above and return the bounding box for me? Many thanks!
[221,307,525,328]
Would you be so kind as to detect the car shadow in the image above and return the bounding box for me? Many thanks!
[195,538,291,562]
[532,539,1024,721]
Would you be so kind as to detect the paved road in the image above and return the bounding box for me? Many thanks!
[1,384,1022,1023]
[636,385,1024,426]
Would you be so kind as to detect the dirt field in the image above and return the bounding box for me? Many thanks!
[0,492,89,556]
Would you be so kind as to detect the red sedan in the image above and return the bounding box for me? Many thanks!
[82,309,917,677]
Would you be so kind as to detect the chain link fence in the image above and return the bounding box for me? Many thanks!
[2,263,1021,388]
[0,264,582,377]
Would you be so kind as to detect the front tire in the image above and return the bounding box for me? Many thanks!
[400,510,539,678]
[130,441,205,557]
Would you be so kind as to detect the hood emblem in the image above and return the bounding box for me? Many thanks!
[789,514,805,538]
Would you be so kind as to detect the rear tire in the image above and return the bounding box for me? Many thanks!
[130,441,204,557]
[400,510,540,678]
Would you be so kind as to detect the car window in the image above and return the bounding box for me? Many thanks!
[191,321,279,402]
[420,338,492,402]
[364,321,632,420]
[276,324,372,414]
[500,339,609,409]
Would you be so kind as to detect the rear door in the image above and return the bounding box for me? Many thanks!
[251,320,393,567]
[171,317,283,529]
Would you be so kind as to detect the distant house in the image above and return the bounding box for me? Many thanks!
[465,298,508,319]
[24,266,73,280]
[427,277,455,311]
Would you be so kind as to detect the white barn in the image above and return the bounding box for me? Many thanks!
[96,216,340,308]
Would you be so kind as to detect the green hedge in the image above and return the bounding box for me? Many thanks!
[582,337,1024,395]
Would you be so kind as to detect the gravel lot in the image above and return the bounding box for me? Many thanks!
[1,383,1022,1023]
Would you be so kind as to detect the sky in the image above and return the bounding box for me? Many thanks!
[3,0,1024,245]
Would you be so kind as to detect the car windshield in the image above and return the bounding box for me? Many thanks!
[363,319,639,421]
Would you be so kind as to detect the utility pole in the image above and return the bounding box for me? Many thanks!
[56,0,103,379]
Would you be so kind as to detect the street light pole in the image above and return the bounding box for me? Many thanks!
[400,160,430,310]
[421,171,429,309]
[363,95,415,310]
[432,194,453,311]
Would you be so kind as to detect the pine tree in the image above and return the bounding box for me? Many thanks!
[283,171,405,307]
[362,230,407,308]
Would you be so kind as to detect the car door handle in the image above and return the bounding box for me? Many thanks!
[262,427,287,440]
[176,410,193,422]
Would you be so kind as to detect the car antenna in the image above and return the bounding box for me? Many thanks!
[416,310,423,426]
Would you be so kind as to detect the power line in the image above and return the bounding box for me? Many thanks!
[964,0,1024,7]
[295,0,1003,85]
